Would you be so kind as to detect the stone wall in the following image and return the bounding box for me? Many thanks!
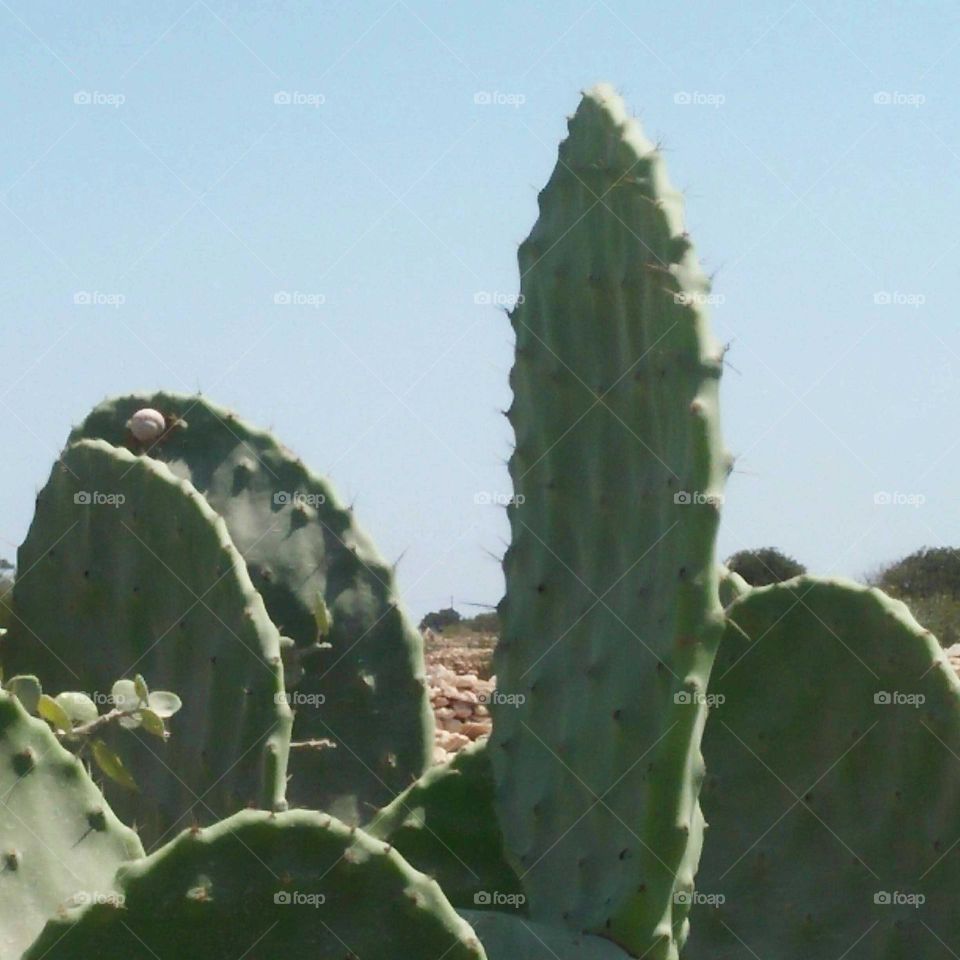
[427,657,493,763]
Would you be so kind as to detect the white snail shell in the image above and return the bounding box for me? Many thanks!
[126,408,166,442]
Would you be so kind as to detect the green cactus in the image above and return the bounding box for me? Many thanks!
[0,689,143,958]
[24,809,485,960]
[69,392,431,821]
[490,84,728,957]
[368,739,524,911]
[717,565,750,607]
[688,578,960,957]
[8,83,955,960]
[4,439,291,847]
[461,911,632,959]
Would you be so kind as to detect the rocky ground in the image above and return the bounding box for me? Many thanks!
[423,628,496,763]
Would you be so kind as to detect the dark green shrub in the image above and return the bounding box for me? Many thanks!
[725,547,806,587]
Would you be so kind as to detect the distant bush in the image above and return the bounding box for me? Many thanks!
[419,607,500,636]
[872,547,960,599]
[896,595,960,646]
[419,607,462,632]
[725,548,806,587]
[463,611,500,633]
[869,547,960,646]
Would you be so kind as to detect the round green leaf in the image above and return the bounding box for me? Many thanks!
[133,674,150,702]
[146,691,182,719]
[5,675,42,714]
[91,739,138,791]
[38,694,72,733]
[110,679,138,710]
[137,708,167,738]
[54,691,99,727]
[111,679,142,727]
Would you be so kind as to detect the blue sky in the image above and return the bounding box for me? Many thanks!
[1,1,958,619]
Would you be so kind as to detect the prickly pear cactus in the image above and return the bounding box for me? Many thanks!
[70,392,431,821]
[368,740,523,911]
[717,565,749,607]
[24,809,485,960]
[462,911,631,959]
[491,84,728,958]
[5,439,291,847]
[688,578,960,958]
[0,689,143,958]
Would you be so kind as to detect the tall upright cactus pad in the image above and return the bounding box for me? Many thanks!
[0,689,143,958]
[688,578,960,958]
[24,809,485,960]
[4,440,291,847]
[491,84,728,958]
[368,740,524,910]
[70,392,431,819]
